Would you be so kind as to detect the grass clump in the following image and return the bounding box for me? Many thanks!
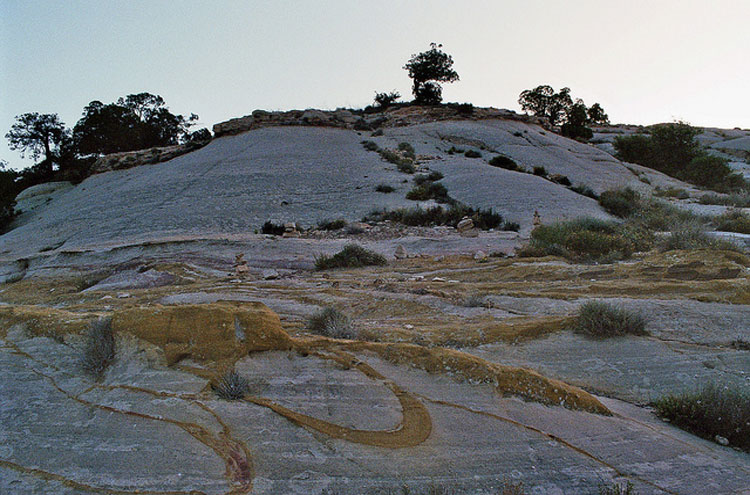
[570,184,599,199]
[522,217,650,261]
[317,218,347,231]
[446,146,465,154]
[361,140,379,152]
[574,301,647,337]
[364,204,508,230]
[599,188,641,217]
[713,210,750,234]
[598,481,636,495]
[306,307,357,339]
[489,155,520,171]
[315,244,387,270]
[658,227,740,252]
[549,174,572,186]
[214,370,250,400]
[699,191,750,207]
[81,318,116,378]
[261,221,286,235]
[397,142,416,159]
[532,166,547,176]
[375,184,395,193]
[413,171,444,185]
[406,182,451,203]
[654,382,750,451]
[462,293,486,308]
[464,149,482,158]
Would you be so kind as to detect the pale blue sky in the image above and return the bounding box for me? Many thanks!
[2,0,749,169]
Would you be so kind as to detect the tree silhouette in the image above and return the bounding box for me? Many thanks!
[6,113,68,174]
[403,43,459,105]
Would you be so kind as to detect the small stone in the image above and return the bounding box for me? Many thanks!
[262,269,280,280]
[715,435,729,446]
[117,292,130,299]
[404,324,414,329]
[409,275,425,281]
[282,231,300,238]
[432,277,446,282]
[456,217,474,232]
[473,250,488,261]
[394,245,408,259]
[283,222,296,232]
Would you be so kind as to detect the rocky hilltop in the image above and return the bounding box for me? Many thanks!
[0,107,748,494]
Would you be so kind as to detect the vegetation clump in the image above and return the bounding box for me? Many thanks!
[599,188,642,218]
[464,149,481,158]
[654,382,750,451]
[699,191,750,207]
[306,307,358,339]
[364,203,512,231]
[214,370,250,400]
[414,171,444,184]
[317,219,347,231]
[570,184,599,199]
[375,184,395,193]
[261,221,286,235]
[713,210,750,234]
[489,155,521,171]
[403,43,459,105]
[574,301,647,337]
[406,182,451,203]
[598,481,637,495]
[81,318,116,378]
[532,166,547,177]
[315,244,387,270]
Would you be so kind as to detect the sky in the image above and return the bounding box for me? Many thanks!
[2,0,749,170]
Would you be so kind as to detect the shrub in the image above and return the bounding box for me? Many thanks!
[549,174,571,186]
[570,184,599,199]
[679,155,746,192]
[574,301,647,337]
[462,293,486,308]
[261,221,286,235]
[654,382,750,451]
[414,171,444,185]
[306,307,357,339]
[699,191,750,207]
[713,210,750,234]
[374,91,401,108]
[317,219,347,231]
[361,140,379,152]
[315,244,387,270]
[363,204,506,230]
[447,102,474,115]
[489,155,520,171]
[598,188,641,218]
[378,148,415,173]
[599,481,636,495]
[614,134,653,166]
[502,221,521,232]
[659,227,739,252]
[446,146,464,154]
[214,370,250,400]
[81,318,116,378]
[406,182,451,203]
[375,184,395,193]
[525,218,647,261]
[397,142,416,159]
[532,166,547,176]
[464,149,481,158]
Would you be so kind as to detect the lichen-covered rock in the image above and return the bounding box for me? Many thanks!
[112,301,292,364]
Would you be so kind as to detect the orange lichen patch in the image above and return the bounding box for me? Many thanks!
[247,350,432,448]
[0,305,99,339]
[112,302,292,364]
[473,315,574,344]
[296,338,610,415]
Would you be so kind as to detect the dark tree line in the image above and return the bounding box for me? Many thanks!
[518,85,609,140]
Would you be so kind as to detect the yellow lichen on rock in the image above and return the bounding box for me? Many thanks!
[0,305,98,339]
[112,301,292,364]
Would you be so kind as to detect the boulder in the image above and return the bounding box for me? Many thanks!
[394,245,408,259]
[456,217,474,232]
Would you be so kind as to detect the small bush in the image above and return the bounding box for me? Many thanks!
[526,218,647,261]
[406,182,451,203]
[713,210,750,234]
[306,307,357,339]
[654,382,750,451]
[374,91,401,108]
[489,155,520,171]
[214,370,250,400]
[464,149,481,158]
[549,174,571,186]
[378,148,415,173]
[599,188,641,218]
[262,221,286,235]
[361,140,379,152]
[414,171,444,185]
[371,128,384,137]
[574,301,647,337]
[678,155,746,192]
[81,318,116,378]
[446,102,474,115]
[532,166,547,176]
[570,184,599,199]
[363,204,507,230]
[462,293,486,308]
[398,142,416,159]
[375,184,395,193]
[699,191,750,207]
[315,244,387,270]
[317,219,347,231]
[599,481,636,495]
[502,221,521,232]
[446,146,464,154]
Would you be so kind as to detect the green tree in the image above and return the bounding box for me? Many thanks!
[403,43,459,105]
[560,101,593,140]
[587,103,609,124]
[518,85,573,126]
[5,113,68,175]
[0,160,18,231]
